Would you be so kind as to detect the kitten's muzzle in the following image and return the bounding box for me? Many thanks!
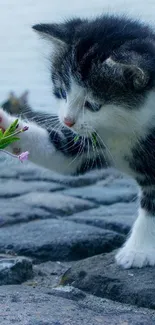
[64,117,75,128]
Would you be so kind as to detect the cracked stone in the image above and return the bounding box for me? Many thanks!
[68,203,137,234]
[0,219,124,262]
[61,250,155,309]
[14,192,96,215]
[0,254,33,285]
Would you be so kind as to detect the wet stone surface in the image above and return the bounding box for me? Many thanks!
[1,161,155,324]
[0,254,33,285]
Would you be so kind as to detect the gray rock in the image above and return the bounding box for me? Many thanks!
[97,174,137,188]
[63,184,137,205]
[0,157,19,179]
[51,285,86,301]
[0,219,124,261]
[0,285,155,325]
[32,260,73,288]
[0,159,123,187]
[0,254,33,285]
[34,261,71,277]
[69,203,137,234]
[0,179,63,198]
[49,168,122,188]
[0,200,51,226]
[15,192,96,215]
[61,251,155,309]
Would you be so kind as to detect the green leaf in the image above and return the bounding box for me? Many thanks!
[92,133,97,145]
[3,119,19,137]
[74,135,80,143]
[0,129,4,140]
[0,137,20,149]
[0,120,20,149]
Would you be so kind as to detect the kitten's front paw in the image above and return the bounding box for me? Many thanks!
[0,108,14,131]
[116,242,155,269]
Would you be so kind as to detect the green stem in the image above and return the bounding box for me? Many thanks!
[1,129,23,141]
[0,149,18,159]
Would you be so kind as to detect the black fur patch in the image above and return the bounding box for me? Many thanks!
[128,128,155,213]
[48,127,101,157]
[48,125,108,173]
[131,128,155,186]
[141,188,155,214]
[76,156,109,175]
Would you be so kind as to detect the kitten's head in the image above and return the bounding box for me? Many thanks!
[33,16,155,136]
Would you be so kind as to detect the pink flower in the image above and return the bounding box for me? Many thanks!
[22,126,29,132]
[18,151,29,163]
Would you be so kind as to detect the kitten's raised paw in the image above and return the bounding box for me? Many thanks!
[0,108,13,131]
[116,244,155,269]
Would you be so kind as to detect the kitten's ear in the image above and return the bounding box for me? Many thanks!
[32,19,85,49]
[32,23,67,49]
[106,57,149,90]
[20,90,29,105]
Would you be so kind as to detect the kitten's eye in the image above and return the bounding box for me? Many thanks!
[85,101,102,112]
[54,88,67,100]
[60,88,67,100]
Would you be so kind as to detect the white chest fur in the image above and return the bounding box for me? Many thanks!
[103,133,136,174]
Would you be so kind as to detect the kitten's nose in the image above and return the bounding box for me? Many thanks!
[64,118,75,127]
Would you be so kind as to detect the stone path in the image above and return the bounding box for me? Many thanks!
[0,158,155,324]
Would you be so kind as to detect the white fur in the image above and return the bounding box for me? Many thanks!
[116,208,155,268]
[0,109,81,175]
[59,79,86,133]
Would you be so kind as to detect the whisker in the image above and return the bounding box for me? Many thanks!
[91,126,115,165]
[68,135,85,167]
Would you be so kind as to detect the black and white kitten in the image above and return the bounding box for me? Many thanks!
[2,15,155,269]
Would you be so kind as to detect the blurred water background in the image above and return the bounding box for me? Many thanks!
[0,0,155,113]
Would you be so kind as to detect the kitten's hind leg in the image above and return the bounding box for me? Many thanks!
[116,188,155,268]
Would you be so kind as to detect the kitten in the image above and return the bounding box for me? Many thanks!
[1,14,155,268]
